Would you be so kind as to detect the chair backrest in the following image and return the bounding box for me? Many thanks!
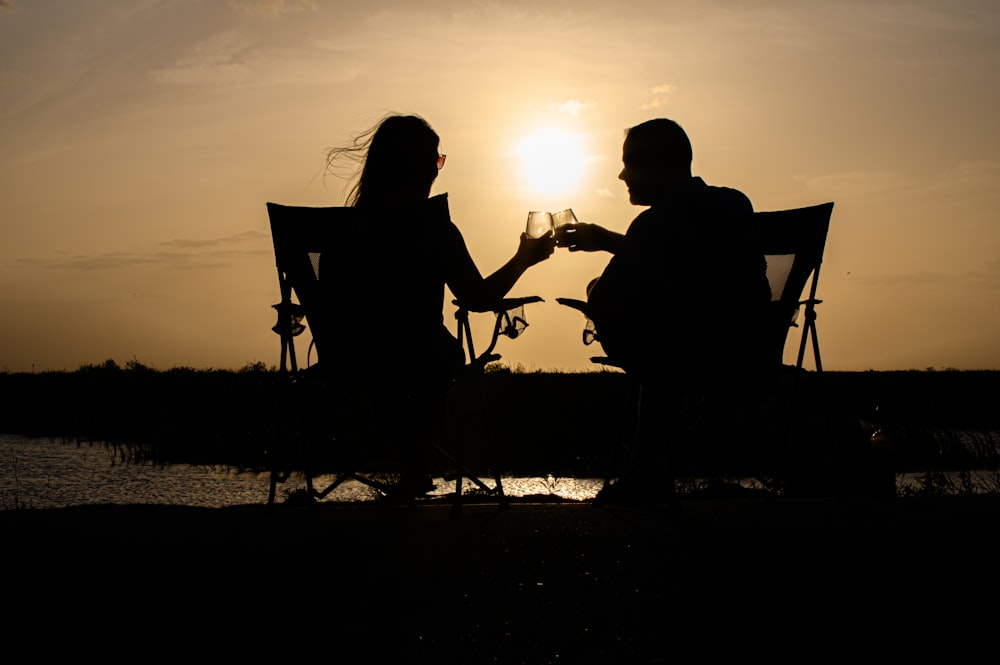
[754,202,834,370]
[267,202,363,372]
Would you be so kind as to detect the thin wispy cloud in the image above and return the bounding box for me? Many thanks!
[151,28,366,89]
[149,30,257,85]
[159,230,266,249]
[850,261,1000,290]
[551,100,594,117]
[641,83,675,110]
[228,0,317,19]
[16,231,269,271]
[805,161,1000,194]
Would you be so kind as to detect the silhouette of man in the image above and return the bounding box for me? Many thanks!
[556,118,770,385]
[555,118,771,503]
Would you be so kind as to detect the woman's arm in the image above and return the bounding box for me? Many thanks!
[448,230,555,312]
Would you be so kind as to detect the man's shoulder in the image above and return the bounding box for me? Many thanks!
[693,178,753,212]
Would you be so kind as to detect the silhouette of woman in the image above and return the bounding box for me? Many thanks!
[319,113,555,498]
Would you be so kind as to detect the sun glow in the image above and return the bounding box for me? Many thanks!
[516,128,587,198]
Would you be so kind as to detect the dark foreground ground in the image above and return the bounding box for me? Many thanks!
[3,494,999,662]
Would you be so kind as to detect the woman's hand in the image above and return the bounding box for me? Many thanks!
[469,230,555,311]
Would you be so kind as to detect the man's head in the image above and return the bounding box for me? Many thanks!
[618,118,693,205]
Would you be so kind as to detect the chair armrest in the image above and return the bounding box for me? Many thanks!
[451,295,543,365]
[453,295,544,313]
[555,297,587,314]
[498,295,544,310]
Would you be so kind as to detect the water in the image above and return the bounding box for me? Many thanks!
[0,434,603,510]
[5,433,999,510]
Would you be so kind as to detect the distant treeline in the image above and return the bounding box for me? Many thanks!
[0,359,634,476]
[1,360,998,482]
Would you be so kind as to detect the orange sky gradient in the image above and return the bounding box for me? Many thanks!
[2,0,999,374]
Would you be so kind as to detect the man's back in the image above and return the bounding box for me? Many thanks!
[586,177,770,380]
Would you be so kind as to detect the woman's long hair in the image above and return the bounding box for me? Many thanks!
[326,114,440,207]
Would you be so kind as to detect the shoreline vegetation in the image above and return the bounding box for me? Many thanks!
[2,360,999,498]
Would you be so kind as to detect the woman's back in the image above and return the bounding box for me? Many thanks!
[318,195,465,383]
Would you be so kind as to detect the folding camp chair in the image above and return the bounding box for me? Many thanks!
[266,195,542,510]
[558,202,835,503]
[754,201,837,493]
[756,202,833,374]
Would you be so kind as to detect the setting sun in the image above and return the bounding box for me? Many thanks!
[516,128,587,198]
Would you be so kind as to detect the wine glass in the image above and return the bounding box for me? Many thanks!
[551,208,578,230]
[525,211,555,239]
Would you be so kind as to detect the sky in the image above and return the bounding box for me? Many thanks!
[2,0,999,374]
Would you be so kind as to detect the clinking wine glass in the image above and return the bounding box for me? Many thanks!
[551,208,578,230]
[525,211,554,239]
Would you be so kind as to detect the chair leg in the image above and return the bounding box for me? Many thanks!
[598,382,689,508]
[268,373,300,506]
[267,473,278,506]
[631,385,761,506]
[439,367,508,512]
[770,368,844,499]
[600,381,644,492]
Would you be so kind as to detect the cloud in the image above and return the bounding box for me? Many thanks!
[149,30,258,85]
[16,230,270,271]
[550,99,594,117]
[149,26,366,89]
[641,83,676,109]
[0,69,25,86]
[159,230,264,249]
[850,261,1000,290]
[797,162,1000,223]
[228,0,317,18]
[799,170,912,198]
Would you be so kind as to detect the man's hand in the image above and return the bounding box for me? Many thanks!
[554,223,622,253]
